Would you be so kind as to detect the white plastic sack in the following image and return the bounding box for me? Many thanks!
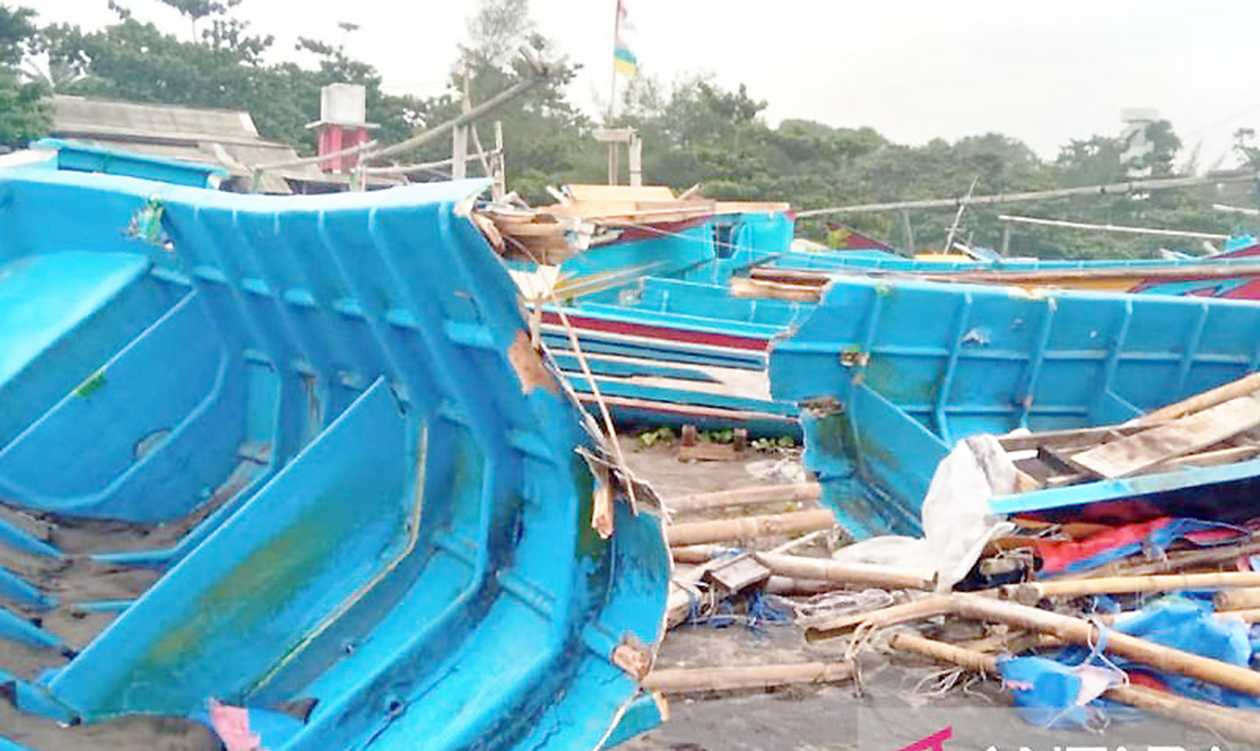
[831,434,1017,591]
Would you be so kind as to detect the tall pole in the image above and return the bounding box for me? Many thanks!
[608,0,619,123]
[606,0,620,185]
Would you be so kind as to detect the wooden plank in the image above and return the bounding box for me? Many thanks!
[1134,371,1260,426]
[997,422,1168,452]
[729,277,822,303]
[1068,393,1260,478]
[1151,443,1260,471]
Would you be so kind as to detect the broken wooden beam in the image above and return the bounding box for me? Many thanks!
[666,509,835,547]
[642,661,855,693]
[667,482,822,513]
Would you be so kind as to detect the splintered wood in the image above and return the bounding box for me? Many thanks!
[999,372,1260,490]
[1069,392,1260,478]
[475,183,792,265]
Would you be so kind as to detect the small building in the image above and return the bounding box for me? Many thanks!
[49,94,390,194]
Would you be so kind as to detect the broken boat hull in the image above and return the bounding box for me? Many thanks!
[768,276,1260,539]
[0,164,669,749]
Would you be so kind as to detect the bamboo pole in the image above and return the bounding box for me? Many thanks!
[642,661,854,693]
[1109,539,1260,576]
[666,509,835,547]
[764,576,838,596]
[1215,587,1260,611]
[950,595,1260,697]
[889,632,1260,745]
[805,595,954,642]
[364,59,549,164]
[1217,607,1260,623]
[670,544,730,564]
[1133,371,1260,426]
[998,213,1230,241]
[796,171,1258,219]
[756,552,934,591]
[1002,571,1260,603]
[667,482,822,513]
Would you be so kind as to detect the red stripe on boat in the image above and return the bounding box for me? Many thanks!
[541,311,770,352]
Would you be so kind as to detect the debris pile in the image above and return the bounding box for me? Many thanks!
[639,372,1260,746]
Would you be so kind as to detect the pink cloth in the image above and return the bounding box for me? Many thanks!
[209,699,264,751]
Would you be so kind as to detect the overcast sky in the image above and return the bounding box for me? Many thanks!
[35,1,1260,170]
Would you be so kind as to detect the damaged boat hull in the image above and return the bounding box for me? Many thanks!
[0,162,669,749]
[768,277,1260,539]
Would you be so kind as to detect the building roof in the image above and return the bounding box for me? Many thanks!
[50,95,352,193]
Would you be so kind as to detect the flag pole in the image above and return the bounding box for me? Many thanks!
[608,0,619,123]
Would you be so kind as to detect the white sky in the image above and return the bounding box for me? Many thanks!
[33,0,1260,169]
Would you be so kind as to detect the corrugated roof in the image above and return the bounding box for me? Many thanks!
[50,95,330,193]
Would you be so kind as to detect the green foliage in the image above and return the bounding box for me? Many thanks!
[41,1,421,154]
[0,4,49,148]
[751,435,796,452]
[696,428,735,444]
[635,426,674,449]
[24,0,1247,257]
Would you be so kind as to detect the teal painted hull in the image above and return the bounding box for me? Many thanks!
[0,156,668,749]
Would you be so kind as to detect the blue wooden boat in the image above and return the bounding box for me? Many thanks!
[507,208,808,435]
[506,202,1260,438]
[0,156,669,748]
[767,275,1260,539]
[739,244,1260,301]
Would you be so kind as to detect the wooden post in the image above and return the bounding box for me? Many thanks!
[643,661,854,693]
[628,131,643,187]
[492,121,506,201]
[451,125,468,180]
[890,632,1260,745]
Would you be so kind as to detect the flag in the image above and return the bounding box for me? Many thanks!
[613,0,638,78]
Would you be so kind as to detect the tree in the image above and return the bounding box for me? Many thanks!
[0,4,50,149]
[465,0,535,67]
[41,2,422,154]
[157,0,241,39]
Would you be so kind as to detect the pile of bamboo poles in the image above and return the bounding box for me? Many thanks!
[639,467,1260,746]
